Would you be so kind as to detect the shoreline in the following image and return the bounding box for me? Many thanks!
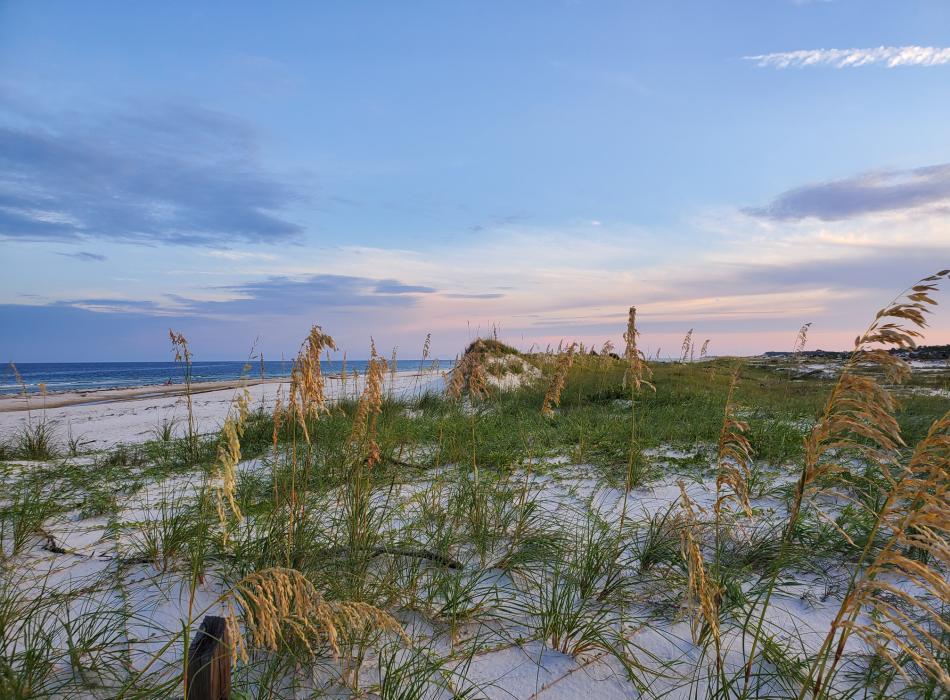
[0,377,287,413]
[0,369,447,412]
[0,369,446,450]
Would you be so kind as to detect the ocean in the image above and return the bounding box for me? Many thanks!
[1,360,453,395]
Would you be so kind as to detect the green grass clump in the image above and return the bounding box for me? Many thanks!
[13,422,58,461]
[464,337,521,357]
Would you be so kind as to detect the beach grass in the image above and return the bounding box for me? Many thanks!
[0,275,949,698]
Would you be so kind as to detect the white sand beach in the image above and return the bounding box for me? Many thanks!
[0,369,446,450]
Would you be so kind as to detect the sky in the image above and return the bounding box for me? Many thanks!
[1,1,950,361]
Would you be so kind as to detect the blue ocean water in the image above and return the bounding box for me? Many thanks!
[1,360,453,395]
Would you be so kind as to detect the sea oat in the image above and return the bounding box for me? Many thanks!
[678,483,721,650]
[622,307,654,392]
[350,341,387,466]
[446,340,490,400]
[169,331,197,453]
[541,344,576,417]
[812,408,950,693]
[467,352,489,399]
[289,326,338,442]
[680,328,694,363]
[223,567,406,664]
[446,354,465,400]
[791,271,949,531]
[389,346,398,397]
[271,389,283,458]
[714,366,753,518]
[599,339,616,368]
[744,272,949,689]
[793,322,812,357]
[215,389,251,533]
[7,362,35,425]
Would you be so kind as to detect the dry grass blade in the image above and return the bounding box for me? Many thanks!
[215,388,251,530]
[812,408,950,694]
[794,322,812,356]
[680,328,694,363]
[8,361,28,402]
[541,343,576,416]
[715,366,753,518]
[791,271,949,532]
[678,483,721,651]
[350,340,387,467]
[169,330,197,453]
[288,325,338,442]
[446,339,490,401]
[623,306,654,392]
[223,567,407,665]
[271,389,283,457]
[446,353,465,400]
[745,272,948,690]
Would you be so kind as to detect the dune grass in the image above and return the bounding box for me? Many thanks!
[0,274,949,698]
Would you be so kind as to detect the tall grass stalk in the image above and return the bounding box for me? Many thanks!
[804,407,950,696]
[618,306,654,535]
[169,331,198,465]
[743,270,949,692]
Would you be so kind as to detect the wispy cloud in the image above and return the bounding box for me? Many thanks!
[204,250,279,262]
[744,163,950,221]
[57,298,168,314]
[746,46,950,69]
[0,98,304,246]
[6,204,949,359]
[21,273,436,319]
[163,274,434,316]
[443,292,505,300]
[373,279,436,294]
[206,274,435,315]
[57,251,106,262]
[0,271,444,360]
[467,213,525,234]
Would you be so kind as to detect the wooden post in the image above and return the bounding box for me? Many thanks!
[185,615,231,700]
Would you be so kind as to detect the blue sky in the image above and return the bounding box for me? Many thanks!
[2,1,949,361]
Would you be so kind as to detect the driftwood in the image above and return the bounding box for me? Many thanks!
[39,529,69,554]
[110,544,462,572]
[185,615,231,700]
[362,454,429,470]
[323,545,462,569]
[385,456,430,470]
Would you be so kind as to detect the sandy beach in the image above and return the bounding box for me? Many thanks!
[0,377,289,412]
[0,369,446,450]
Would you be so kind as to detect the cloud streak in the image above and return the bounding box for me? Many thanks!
[200,275,434,315]
[0,100,304,246]
[64,274,435,318]
[744,163,950,221]
[746,46,950,69]
[4,189,948,359]
[57,251,106,262]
